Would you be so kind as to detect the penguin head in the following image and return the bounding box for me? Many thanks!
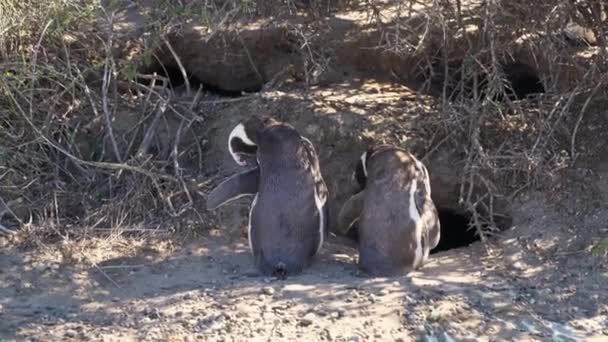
[228,116,280,166]
[256,123,304,164]
[341,143,435,240]
[353,144,396,191]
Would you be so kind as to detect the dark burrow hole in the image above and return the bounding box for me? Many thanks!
[430,208,482,254]
[500,62,545,100]
[343,207,484,253]
[137,63,256,97]
[428,61,545,102]
[462,62,545,101]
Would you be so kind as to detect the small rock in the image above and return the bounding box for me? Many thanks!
[64,329,78,338]
[299,313,315,327]
[143,308,161,319]
[262,287,275,295]
[378,289,390,296]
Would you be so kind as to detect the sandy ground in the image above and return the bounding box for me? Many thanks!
[2,195,607,342]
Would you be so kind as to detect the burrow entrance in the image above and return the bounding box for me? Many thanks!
[344,207,500,253]
[137,62,261,97]
[430,208,483,254]
[428,61,545,102]
[501,62,545,100]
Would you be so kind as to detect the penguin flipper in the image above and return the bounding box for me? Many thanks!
[337,191,365,235]
[206,167,260,210]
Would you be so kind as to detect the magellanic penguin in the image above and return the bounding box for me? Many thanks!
[206,116,329,277]
[337,144,440,276]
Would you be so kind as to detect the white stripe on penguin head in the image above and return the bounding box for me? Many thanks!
[360,151,368,177]
[228,123,256,166]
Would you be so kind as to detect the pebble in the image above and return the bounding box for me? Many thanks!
[369,294,377,303]
[262,287,275,296]
[144,308,161,319]
[378,289,390,296]
[64,329,78,338]
[299,313,315,327]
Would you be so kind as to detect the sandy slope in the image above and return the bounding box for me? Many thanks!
[2,205,607,342]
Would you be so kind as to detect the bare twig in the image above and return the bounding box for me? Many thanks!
[136,99,169,158]
[570,75,606,164]
[163,37,192,96]
[29,19,54,118]
[100,9,123,163]
[236,32,263,84]
[171,87,202,176]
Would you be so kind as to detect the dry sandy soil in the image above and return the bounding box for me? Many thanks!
[1,193,608,342]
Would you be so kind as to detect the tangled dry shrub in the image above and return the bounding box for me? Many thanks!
[0,0,222,241]
[374,0,607,241]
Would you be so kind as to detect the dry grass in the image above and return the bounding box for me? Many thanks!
[0,0,218,243]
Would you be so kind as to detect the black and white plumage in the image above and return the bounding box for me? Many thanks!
[338,144,440,276]
[207,116,329,277]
